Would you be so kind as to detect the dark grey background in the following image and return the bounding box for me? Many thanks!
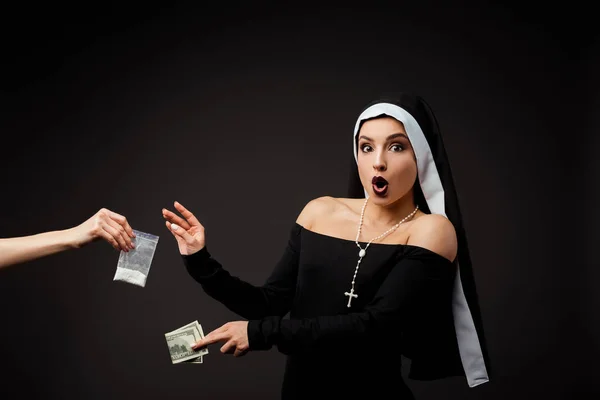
[0,2,597,399]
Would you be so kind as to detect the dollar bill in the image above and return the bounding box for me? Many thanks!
[165,320,209,364]
[172,320,208,364]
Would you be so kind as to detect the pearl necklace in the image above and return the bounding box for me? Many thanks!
[344,197,419,307]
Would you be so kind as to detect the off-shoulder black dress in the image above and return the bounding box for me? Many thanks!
[183,223,462,399]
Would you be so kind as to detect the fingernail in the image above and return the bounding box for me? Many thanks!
[171,223,179,230]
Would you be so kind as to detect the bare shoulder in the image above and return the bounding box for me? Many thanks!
[407,213,457,262]
[295,196,339,230]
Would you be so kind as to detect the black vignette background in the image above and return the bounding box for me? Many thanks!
[1,2,598,399]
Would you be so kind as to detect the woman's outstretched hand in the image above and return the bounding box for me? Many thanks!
[162,201,205,255]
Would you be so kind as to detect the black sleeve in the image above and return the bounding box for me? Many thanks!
[246,248,454,354]
[182,223,301,320]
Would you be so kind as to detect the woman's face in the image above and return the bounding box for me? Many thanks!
[356,116,418,205]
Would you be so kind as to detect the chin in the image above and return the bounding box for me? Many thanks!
[368,190,392,202]
[368,188,406,205]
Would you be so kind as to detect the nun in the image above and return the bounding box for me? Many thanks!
[348,93,491,388]
[164,92,491,400]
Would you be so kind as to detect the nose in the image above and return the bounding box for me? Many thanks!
[373,151,387,172]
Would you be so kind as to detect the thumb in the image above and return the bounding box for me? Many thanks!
[165,221,193,243]
[170,222,198,244]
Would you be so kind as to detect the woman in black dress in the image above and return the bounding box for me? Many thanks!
[162,93,491,399]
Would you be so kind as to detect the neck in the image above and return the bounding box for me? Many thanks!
[362,194,418,229]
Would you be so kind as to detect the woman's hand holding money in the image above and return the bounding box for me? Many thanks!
[192,321,250,357]
[162,201,206,255]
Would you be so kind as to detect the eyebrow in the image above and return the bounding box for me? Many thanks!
[358,133,409,142]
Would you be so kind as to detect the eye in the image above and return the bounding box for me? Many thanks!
[360,144,373,152]
[390,143,404,152]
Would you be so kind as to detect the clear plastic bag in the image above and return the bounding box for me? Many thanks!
[113,229,159,287]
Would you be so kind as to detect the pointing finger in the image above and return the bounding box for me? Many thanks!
[192,331,230,349]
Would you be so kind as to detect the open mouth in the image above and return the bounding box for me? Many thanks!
[371,176,389,195]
